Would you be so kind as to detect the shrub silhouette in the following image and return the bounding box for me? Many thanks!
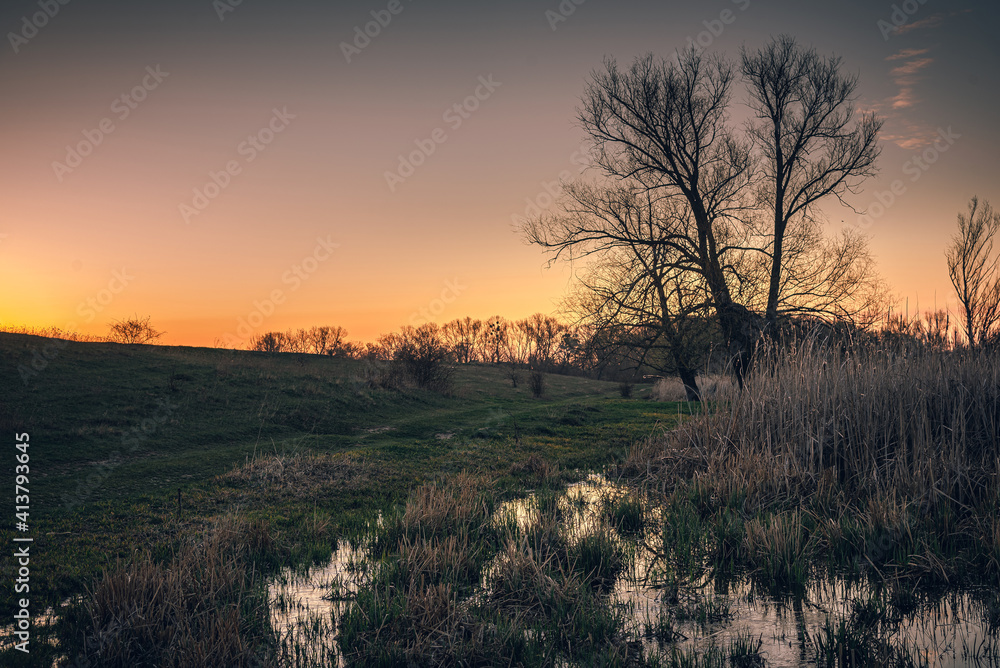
[108,315,164,344]
[392,324,453,391]
[529,370,545,398]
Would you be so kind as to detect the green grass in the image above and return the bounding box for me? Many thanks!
[6,332,995,666]
[0,332,691,665]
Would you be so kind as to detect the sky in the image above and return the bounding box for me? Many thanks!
[1,0,998,346]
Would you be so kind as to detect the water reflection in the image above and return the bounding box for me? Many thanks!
[267,539,365,667]
[267,474,998,666]
[491,474,999,666]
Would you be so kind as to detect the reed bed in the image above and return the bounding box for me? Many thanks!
[626,342,1000,584]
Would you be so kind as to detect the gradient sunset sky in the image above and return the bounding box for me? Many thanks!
[2,0,998,346]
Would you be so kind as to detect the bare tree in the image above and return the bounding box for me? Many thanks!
[576,54,756,378]
[391,323,453,390]
[946,196,1000,347]
[532,51,760,383]
[482,316,509,364]
[108,315,164,345]
[538,181,715,399]
[441,317,482,364]
[733,215,889,330]
[741,35,883,333]
[249,331,288,352]
[305,326,347,355]
[519,313,565,370]
[572,258,715,400]
[529,45,882,386]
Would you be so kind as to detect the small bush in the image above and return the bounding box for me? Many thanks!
[392,324,453,392]
[248,331,288,352]
[361,360,405,390]
[510,454,557,485]
[618,381,633,398]
[529,370,545,398]
[107,315,163,345]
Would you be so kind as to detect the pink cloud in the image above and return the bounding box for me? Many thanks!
[880,48,938,145]
[886,48,930,61]
[892,14,944,36]
[890,58,933,77]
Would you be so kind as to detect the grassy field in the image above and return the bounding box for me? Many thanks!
[1,333,998,667]
[0,332,690,666]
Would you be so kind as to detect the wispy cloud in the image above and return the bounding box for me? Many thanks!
[881,121,939,150]
[892,14,944,36]
[887,51,933,110]
[885,48,930,61]
[888,8,973,39]
[890,58,933,77]
[877,47,937,147]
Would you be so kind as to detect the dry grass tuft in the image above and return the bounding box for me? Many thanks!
[487,536,583,614]
[219,450,375,502]
[636,344,999,503]
[0,324,106,342]
[744,510,811,591]
[401,473,492,539]
[76,517,273,667]
[650,374,734,402]
[399,533,480,588]
[509,453,558,485]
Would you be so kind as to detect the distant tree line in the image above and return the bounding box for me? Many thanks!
[247,315,676,380]
[248,326,352,356]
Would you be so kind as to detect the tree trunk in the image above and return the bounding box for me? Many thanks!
[717,301,765,390]
[678,366,702,402]
[765,216,786,335]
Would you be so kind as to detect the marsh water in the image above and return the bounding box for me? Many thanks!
[267,474,999,666]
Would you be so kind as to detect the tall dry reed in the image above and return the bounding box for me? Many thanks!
[631,343,999,510]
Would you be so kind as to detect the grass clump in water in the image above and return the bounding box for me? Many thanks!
[569,525,628,589]
[340,473,644,665]
[601,489,647,534]
[744,509,812,594]
[65,517,276,668]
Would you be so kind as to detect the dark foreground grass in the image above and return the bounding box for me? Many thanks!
[0,332,687,666]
